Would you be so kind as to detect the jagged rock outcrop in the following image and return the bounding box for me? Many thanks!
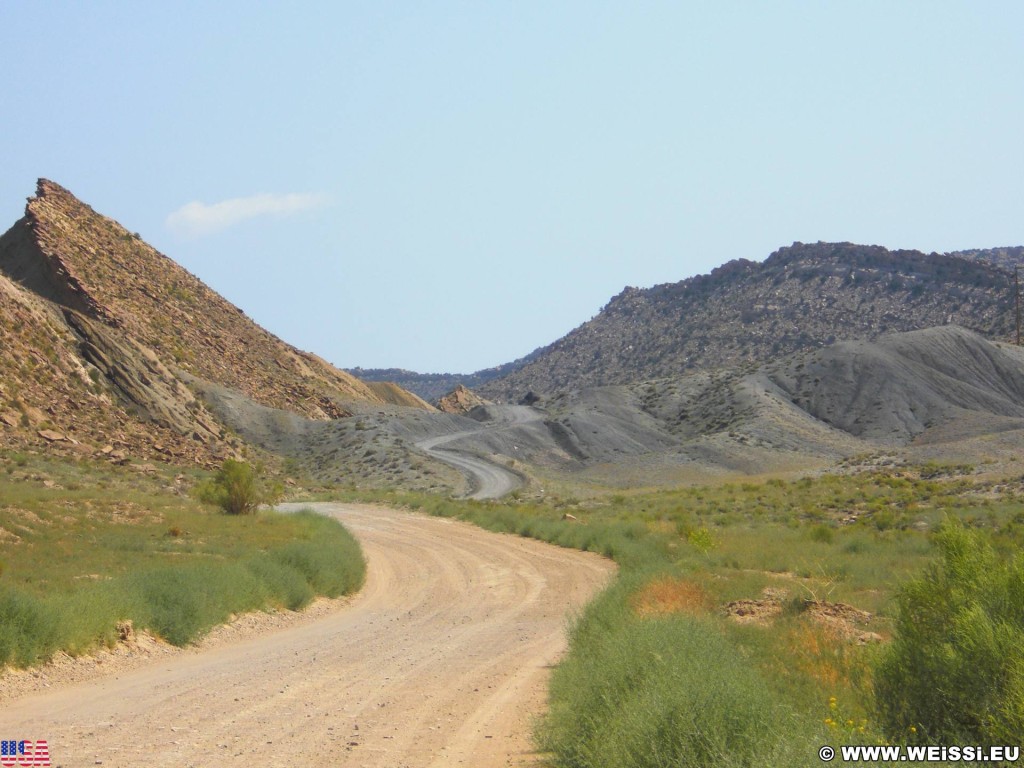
[436,385,491,415]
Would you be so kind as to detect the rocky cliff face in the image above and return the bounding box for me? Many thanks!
[0,179,423,465]
[479,242,1017,401]
[0,268,225,465]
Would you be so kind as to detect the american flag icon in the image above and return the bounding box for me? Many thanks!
[0,740,50,767]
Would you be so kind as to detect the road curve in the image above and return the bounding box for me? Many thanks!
[415,406,543,499]
[415,432,523,500]
[0,503,614,768]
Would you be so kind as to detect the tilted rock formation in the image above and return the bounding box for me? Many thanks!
[0,269,224,464]
[0,179,426,464]
[0,180,404,419]
[364,381,437,411]
[62,309,221,440]
[436,384,491,415]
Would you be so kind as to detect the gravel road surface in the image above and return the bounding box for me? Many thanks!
[0,503,613,767]
[415,406,542,499]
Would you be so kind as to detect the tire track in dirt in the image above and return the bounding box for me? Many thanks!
[0,503,614,767]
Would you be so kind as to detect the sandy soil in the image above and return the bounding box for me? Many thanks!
[0,503,614,767]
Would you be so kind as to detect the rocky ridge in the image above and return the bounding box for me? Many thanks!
[478,242,1018,401]
[954,246,1024,274]
[0,179,424,466]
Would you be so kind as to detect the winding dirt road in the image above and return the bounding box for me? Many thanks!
[415,406,543,499]
[415,432,523,500]
[0,503,613,767]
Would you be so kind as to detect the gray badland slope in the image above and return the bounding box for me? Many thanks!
[432,326,1024,481]
[192,326,1024,494]
[764,326,1024,444]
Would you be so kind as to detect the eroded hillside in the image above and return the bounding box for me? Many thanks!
[401,327,1024,490]
[0,179,425,468]
[0,180,400,420]
[0,270,229,464]
[480,242,1016,401]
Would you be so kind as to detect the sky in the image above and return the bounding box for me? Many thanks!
[2,3,1023,374]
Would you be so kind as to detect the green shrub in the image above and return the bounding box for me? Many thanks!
[875,521,1024,745]
[0,510,366,661]
[196,459,282,515]
[127,563,263,645]
[540,575,823,768]
[268,511,366,600]
[245,557,314,610]
[809,525,834,544]
[0,587,61,666]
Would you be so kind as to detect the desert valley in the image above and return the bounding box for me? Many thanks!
[2,181,1024,766]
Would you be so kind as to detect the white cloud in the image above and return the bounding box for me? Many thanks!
[165,192,326,237]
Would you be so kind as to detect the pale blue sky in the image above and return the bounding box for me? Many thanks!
[2,3,1022,373]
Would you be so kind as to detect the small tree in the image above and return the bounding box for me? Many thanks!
[197,459,281,515]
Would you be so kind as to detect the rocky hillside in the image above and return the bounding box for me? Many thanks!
[0,179,422,465]
[437,326,1024,484]
[0,267,228,465]
[953,246,1024,274]
[479,242,1017,401]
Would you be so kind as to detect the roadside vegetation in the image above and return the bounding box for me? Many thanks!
[0,451,364,667]
[876,520,1024,746]
[6,445,1022,763]
[334,462,1024,766]
[196,458,283,515]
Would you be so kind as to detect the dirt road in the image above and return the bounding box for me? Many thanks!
[0,503,613,767]
[414,432,523,499]
[415,406,543,499]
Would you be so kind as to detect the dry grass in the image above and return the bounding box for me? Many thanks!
[785,622,856,689]
[631,576,710,617]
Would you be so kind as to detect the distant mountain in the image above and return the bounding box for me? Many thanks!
[477,242,1019,402]
[349,356,536,403]
[0,179,424,465]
